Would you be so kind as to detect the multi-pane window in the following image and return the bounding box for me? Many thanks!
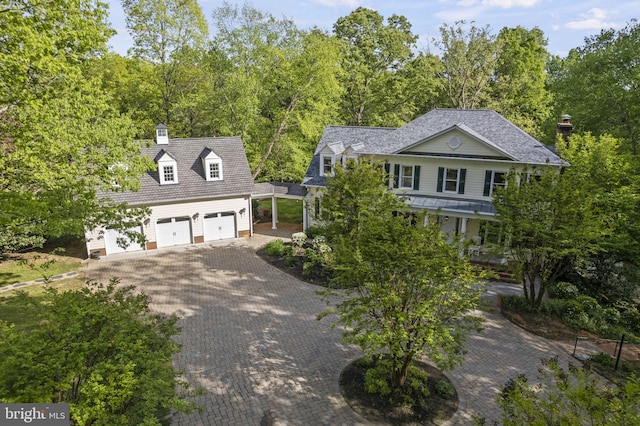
[492,171,506,192]
[209,162,220,179]
[163,165,175,182]
[444,168,459,192]
[400,166,414,188]
[157,128,167,137]
[322,156,333,176]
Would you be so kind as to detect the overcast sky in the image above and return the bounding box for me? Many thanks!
[106,0,639,58]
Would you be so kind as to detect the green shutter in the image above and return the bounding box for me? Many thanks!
[384,163,390,187]
[393,164,400,188]
[483,170,492,196]
[458,168,466,194]
[437,167,444,192]
[413,165,420,190]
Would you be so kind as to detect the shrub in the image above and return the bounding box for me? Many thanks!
[291,232,307,248]
[312,235,328,250]
[285,256,298,267]
[264,239,286,256]
[435,380,456,399]
[550,281,580,299]
[304,226,323,239]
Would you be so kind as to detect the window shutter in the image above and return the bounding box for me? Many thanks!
[437,167,444,192]
[413,165,420,190]
[393,164,400,188]
[483,170,492,196]
[384,163,390,187]
[458,168,466,194]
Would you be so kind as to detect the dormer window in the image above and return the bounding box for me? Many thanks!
[157,150,178,185]
[201,148,223,181]
[321,155,334,176]
[155,124,169,145]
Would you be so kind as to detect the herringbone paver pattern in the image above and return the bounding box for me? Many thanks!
[87,236,584,425]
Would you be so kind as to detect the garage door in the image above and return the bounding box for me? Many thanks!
[104,225,144,255]
[203,212,236,241]
[156,217,192,248]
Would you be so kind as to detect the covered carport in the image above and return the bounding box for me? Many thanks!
[252,182,307,233]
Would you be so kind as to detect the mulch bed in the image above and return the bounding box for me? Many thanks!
[340,357,458,425]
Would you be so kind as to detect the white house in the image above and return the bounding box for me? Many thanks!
[301,109,568,251]
[85,124,255,257]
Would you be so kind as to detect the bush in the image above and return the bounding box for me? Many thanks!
[435,380,456,399]
[550,281,580,299]
[304,226,323,239]
[312,235,328,250]
[291,232,307,248]
[264,239,287,256]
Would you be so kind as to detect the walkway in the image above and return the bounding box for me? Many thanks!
[86,235,587,425]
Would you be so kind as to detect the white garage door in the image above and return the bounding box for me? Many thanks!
[156,217,192,248]
[104,225,144,255]
[203,212,236,241]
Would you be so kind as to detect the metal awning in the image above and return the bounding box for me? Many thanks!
[405,196,496,216]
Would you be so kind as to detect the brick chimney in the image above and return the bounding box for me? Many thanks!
[556,114,573,143]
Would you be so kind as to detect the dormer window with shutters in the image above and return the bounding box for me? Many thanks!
[201,149,223,181]
[157,151,178,185]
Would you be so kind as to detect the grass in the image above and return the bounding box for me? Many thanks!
[257,198,303,224]
[0,254,84,287]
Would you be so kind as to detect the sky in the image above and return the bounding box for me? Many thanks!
[106,0,640,58]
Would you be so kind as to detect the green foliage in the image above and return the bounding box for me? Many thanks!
[435,380,456,399]
[548,281,580,300]
[364,358,431,407]
[291,232,307,248]
[264,239,287,256]
[303,226,323,239]
[498,358,640,425]
[0,280,199,424]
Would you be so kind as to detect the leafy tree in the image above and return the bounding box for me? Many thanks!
[316,160,406,243]
[0,280,199,424]
[548,20,640,154]
[491,26,552,139]
[122,0,209,127]
[207,3,343,181]
[333,7,419,126]
[492,164,607,308]
[0,0,153,252]
[435,21,502,109]
[318,161,487,392]
[498,358,640,425]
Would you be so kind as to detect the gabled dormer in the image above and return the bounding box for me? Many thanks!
[319,141,344,177]
[342,142,363,167]
[155,123,169,145]
[201,149,223,181]
[156,150,178,185]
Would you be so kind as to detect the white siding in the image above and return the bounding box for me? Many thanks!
[406,129,507,158]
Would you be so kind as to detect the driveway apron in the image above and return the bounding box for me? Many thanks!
[87,241,583,425]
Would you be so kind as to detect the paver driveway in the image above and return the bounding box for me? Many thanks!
[87,237,582,425]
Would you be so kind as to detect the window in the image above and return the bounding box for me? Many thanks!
[483,170,506,196]
[157,128,167,137]
[208,162,220,179]
[322,155,333,176]
[163,165,175,182]
[400,166,414,189]
[444,168,459,192]
[437,167,465,194]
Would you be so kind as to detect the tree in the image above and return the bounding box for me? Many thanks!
[318,161,487,391]
[122,0,209,127]
[435,21,502,109]
[207,3,343,181]
[490,26,552,139]
[0,0,154,252]
[548,20,640,154]
[492,165,607,308]
[333,7,419,126]
[498,358,640,425]
[0,280,199,424]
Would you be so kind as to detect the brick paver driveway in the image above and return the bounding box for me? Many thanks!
[87,237,582,425]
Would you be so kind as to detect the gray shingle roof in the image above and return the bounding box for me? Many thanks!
[302,109,566,187]
[108,136,254,206]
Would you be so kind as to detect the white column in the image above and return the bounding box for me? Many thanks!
[271,196,278,230]
[248,197,254,237]
[302,202,308,230]
[460,217,468,257]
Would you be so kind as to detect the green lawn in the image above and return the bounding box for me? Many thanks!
[0,254,83,287]
[257,198,303,224]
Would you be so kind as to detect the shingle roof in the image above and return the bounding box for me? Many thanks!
[108,136,254,206]
[302,109,566,187]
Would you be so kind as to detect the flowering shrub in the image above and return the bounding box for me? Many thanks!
[312,235,327,251]
[291,232,307,247]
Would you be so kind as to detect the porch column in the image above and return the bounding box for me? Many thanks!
[459,217,468,257]
[302,202,308,230]
[271,196,278,230]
